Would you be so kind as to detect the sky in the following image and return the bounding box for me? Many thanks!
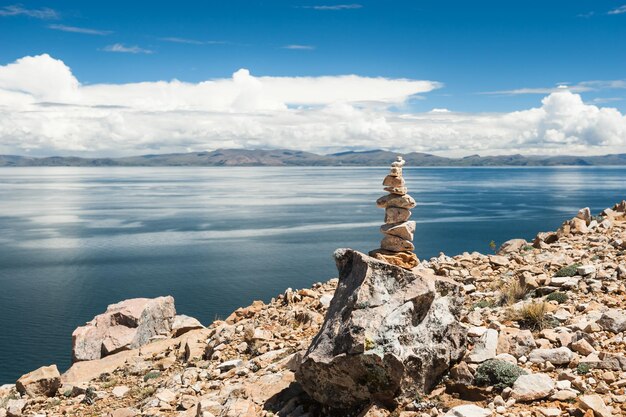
[0,0,625,157]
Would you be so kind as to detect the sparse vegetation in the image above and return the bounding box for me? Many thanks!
[143,370,161,382]
[508,301,553,330]
[474,359,527,390]
[472,299,496,310]
[546,291,568,304]
[554,263,581,277]
[489,240,497,253]
[577,363,591,375]
[500,279,529,306]
[522,245,534,251]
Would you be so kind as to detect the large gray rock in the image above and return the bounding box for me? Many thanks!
[296,249,466,409]
[72,296,176,362]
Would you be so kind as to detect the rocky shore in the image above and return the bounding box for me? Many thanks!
[1,194,626,416]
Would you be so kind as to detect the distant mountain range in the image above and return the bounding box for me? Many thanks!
[1,149,626,167]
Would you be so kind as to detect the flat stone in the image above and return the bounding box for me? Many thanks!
[571,339,595,356]
[578,394,612,417]
[467,329,498,363]
[384,207,411,223]
[112,385,130,398]
[488,255,509,267]
[528,347,573,365]
[156,388,176,403]
[382,175,405,187]
[16,364,61,397]
[380,235,414,252]
[389,167,402,177]
[511,373,554,401]
[384,186,408,195]
[596,309,626,333]
[217,359,243,371]
[376,194,416,209]
[368,249,419,269]
[444,404,492,417]
[380,221,416,241]
[577,265,596,276]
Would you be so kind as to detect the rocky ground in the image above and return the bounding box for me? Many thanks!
[1,201,625,417]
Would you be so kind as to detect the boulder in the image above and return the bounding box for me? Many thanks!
[511,373,554,401]
[15,364,61,397]
[498,239,527,254]
[72,296,177,362]
[171,315,204,337]
[296,249,466,409]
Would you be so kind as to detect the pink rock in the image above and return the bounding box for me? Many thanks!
[72,296,176,362]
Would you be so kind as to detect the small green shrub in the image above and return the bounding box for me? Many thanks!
[474,359,527,390]
[555,263,581,277]
[577,363,591,375]
[143,370,161,382]
[546,291,568,304]
[472,299,495,310]
[489,240,497,253]
[522,245,534,251]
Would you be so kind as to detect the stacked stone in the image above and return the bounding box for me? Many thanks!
[369,156,419,269]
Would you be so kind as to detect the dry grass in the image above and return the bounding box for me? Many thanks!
[500,279,529,306]
[507,301,551,330]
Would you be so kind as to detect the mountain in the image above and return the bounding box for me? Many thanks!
[1,149,626,167]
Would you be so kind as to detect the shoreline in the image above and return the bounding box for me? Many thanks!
[1,200,625,416]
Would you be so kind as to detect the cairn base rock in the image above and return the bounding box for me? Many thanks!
[369,249,419,269]
[296,249,466,410]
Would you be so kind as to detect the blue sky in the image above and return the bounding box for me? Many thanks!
[0,1,625,156]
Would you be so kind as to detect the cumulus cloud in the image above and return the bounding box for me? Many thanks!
[0,54,625,157]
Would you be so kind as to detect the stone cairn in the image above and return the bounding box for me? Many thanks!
[368,156,419,269]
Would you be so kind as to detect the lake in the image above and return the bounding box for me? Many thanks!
[1,166,625,383]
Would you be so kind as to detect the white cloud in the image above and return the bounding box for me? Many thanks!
[0,54,625,157]
[304,4,363,10]
[482,80,626,95]
[608,5,626,15]
[102,44,153,54]
[0,4,58,19]
[48,24,112,35]
[158,37,225,45]
[282,44,315,50]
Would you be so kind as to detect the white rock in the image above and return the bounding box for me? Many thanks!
[528,347,573,365]
[577,265,596,276]
[112,385,130,398]
[578,394,612,417]
[444,404,493,417]
[467,329,498,363]
[217,359,243,371]
[319,294,333,308]
[511,373,555,401]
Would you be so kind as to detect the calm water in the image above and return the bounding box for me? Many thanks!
[1,166,625,383]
